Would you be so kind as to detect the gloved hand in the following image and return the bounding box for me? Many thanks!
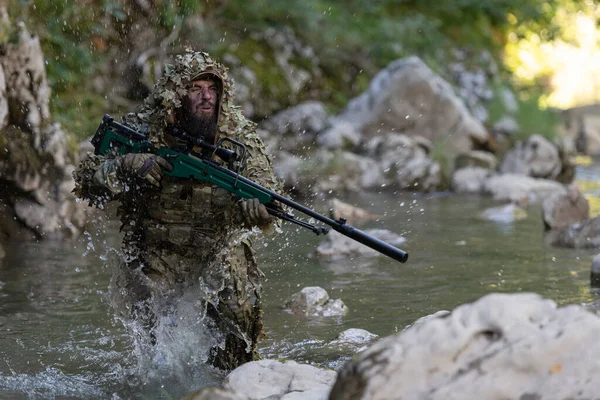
[239,198,273,228]
[119,153,174,187]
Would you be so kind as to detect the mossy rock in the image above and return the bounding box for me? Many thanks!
[0,125,42,173]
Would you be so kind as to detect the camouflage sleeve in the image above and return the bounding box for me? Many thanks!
[235,121,284,234]
[242,129,281,193]
[72,152,127,207]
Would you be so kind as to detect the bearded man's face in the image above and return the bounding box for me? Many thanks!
[180,78,220,142]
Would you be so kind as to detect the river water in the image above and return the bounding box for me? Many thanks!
[1,165,599,399]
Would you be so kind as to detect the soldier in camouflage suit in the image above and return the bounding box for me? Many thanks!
[73,49,282,371]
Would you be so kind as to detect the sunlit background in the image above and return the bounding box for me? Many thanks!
[505,1,600,109]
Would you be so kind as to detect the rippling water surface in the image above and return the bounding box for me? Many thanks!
[1,165,599,399]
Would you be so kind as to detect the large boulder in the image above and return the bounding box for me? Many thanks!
[186,360,337,400]
[0,16,88,248]
[365,133,441,191]
[499,134,562,180]
[481,174,566,204]
[332,56,491,156]
[258,101,329,154]
[451,167,493,194]
[544,216,600,248]
[542,183,589,231]
[330,293,600,400]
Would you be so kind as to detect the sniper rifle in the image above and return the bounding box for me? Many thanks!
[91,114,409,263]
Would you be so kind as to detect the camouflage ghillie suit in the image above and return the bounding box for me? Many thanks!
[73,50,281,370]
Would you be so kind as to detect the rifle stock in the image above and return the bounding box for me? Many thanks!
[91,114,409,263]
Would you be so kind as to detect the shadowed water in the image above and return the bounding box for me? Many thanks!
[0,166,598,398]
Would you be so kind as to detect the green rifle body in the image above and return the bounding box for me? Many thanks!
[91,114,409,263]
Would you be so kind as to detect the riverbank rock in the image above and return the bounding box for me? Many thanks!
[365,133,441,191]
[0,18,87,247]
[482,174,566,203]
[542,183,589,231]
[454,150,497,170]
[329,292,600,400]
[478,203,527,223]
[451,167,493,193]
[258,101,329,154]
[314,229,406,260]
[185,360,337,400]
[544,216,600,248]
[332,56,491,156]
[284,286,348,317]
[541,183,600,248]
[499,134,562,180]
[328,198,379,226]
[327,329,379,352]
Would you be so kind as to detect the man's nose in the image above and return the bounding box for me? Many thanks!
[201,89,213,101]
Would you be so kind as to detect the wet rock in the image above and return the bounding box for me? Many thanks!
[560,104,600,156]
[328,198,379,226]
[412,135,433,154]
[2,22,50,140]
[284,286,348,317]
[478,203,527,223]
[454,150,497,170]
[542,183,589,231]
[334,56,491,156]
[499,134,562,180]
[330,293,600,400]
[327,328,378,352]
[315,229,406,260]
[451,167,493,193]
[554,137,577,184]
[317,120,362,150]
[258,101,328,153]
[482,174,566,204]
[402,310,451,332]
[184,387,245,400]
[0,18,87,245]
[316,152,386,193]
[272,150,333,194]
[366,133,441,191]
[544,216,600,248]
[226,360,336,400]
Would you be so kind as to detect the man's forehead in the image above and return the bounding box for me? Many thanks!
[191,78,219,86]
[191,72,220,84]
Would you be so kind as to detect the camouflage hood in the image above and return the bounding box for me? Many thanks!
[128,49,250,145]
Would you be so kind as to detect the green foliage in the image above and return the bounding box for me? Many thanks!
[487,84,558,141]
[513,95,560,141]
[6,0,586,138]
[51,90,112,141]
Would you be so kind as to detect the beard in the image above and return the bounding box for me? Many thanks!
[179,101,218,143]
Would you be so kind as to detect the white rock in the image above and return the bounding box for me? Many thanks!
[330,293,600,400]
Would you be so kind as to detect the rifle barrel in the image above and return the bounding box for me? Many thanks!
[212,162,409,263]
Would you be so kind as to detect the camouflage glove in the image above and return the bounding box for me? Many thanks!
[119,153,174,187]
[239,198,274,228]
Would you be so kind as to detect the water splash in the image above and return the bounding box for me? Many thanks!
[106,255,226,396]
[0,367,106,399]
